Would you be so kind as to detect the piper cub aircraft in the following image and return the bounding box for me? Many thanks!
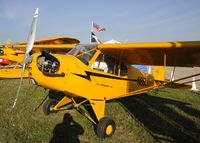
[1,8,200,138]
[0,36,79,78]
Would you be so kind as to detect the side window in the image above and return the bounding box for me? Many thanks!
[92,54,108,72]
[120,62,127,76]
[92,53,120,75]
[104,55,119,75]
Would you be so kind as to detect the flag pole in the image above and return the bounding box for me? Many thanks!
[90,21,93,43]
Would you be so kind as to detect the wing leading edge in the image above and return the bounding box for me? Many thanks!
[18,36,80,45]
[98,41,200,67]
[1,36,79,53]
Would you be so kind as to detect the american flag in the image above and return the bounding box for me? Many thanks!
[91,22,106,32]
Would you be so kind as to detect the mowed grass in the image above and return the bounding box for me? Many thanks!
[0,79,200,143]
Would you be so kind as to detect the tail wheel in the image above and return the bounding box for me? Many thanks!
[96,117,116,138]
[43,98,58,115]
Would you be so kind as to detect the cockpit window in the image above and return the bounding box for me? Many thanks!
[68,44,97,65]
[92,53,127,76]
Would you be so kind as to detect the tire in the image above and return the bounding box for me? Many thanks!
[96,117,116,138]
[43,98,58,115]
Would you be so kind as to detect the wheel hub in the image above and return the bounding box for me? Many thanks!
[106,125,113,135]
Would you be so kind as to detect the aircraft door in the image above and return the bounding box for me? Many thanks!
[91,53,127,99]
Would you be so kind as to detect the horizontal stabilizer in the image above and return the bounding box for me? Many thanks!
[164,82,192,89]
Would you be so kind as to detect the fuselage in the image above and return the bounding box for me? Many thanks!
[29,44,156,101]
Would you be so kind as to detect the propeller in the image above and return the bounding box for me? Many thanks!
[12,8,39,108]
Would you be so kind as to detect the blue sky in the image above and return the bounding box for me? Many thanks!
[0,0,200,44]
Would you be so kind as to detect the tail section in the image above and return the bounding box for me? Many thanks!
[153,66,166,81]
[153,66,192,89]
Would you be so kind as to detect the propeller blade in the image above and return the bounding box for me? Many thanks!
[12,63,26,108]
[12,8,39,108]
[26,8,39,54]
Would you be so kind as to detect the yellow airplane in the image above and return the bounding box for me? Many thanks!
[1,8,200,138]
[0,36,79,79]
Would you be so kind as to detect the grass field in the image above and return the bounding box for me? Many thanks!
[0,79,200,143]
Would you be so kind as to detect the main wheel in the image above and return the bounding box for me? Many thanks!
[43,98,58,115]
[96,117,116,138]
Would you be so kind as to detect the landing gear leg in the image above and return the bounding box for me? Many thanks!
[69,98,117,138]
[89,99,116,138]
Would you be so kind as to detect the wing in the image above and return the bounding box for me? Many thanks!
[98,41,200,67]
[13,44,76,53]
[18,36,80,45]
[2,36,79,53]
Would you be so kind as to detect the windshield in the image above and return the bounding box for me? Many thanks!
[67,44,97,65]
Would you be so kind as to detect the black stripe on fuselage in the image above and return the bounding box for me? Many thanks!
[72,71,137,82]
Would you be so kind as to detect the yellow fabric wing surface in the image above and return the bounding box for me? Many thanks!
[18,36,80,45]
[9,36,78,53]
[14,44,76,53]
[98,41,200,67]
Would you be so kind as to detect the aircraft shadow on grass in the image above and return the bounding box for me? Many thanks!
[49,113,84,143]
[118,92,200,143]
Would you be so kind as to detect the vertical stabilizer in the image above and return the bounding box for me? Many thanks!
[153,66,166,81]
